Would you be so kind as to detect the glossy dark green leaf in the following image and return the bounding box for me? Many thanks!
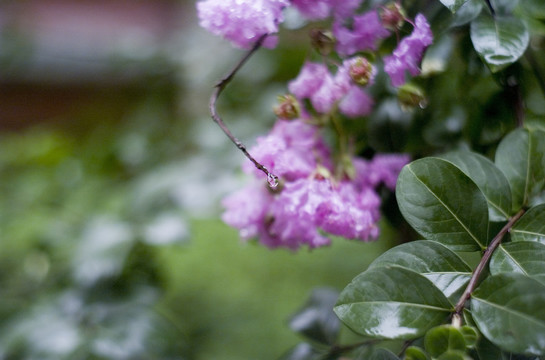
[440,150,512,221]
[368,240,471,301]
[396,158,488,251]
[369,348,401,360]
[425,325,467,357]
[470,13,529,72]
[490,241,545,284]
[511,204,545,244]
[451,0,483,27]
[495,128,545,211]
[334,266,452,340]
[438,0,473,12]
[490,0,519,15]
[473,334,508,360]
[405,346,431,360]
[288,288,340,345]
[471,273,545,355]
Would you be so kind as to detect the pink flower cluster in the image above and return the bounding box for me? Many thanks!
[197,0,433,86]
[196,0,289,49]
[222,119,409,250]
[288,58,375,117]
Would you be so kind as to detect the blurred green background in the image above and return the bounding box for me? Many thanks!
[0,1,401,359]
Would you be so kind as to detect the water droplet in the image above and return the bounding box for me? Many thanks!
[267,173,279,189]
[419,100,428,109]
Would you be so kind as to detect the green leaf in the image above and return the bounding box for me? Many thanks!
[288,288,340,345]
[425,325,467,357]
[436,351,471,360]
[438,0,473,13]
[368,240,471,301]
[511,204,545,244]
[451,0,483,27]
[520,0,545,19]
[470,13,529,72]
[405,346,431,360]
[460,326,479,348]
[440,150,512,221]
[334,266,452,340]
[490,0,519,15]
[471,273,545,355]
[490,241,545,284]
[396,158,489,251]
[495,129,545,211]
[369,348,401,360]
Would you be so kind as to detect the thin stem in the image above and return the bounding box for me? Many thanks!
[453,208,526,317]
[209,33,278,184]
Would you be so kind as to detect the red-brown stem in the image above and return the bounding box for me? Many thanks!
[209,33,278,183]
[453,208,526,318]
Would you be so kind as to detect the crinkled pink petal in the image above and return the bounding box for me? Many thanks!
[334,10,390,56]
[197,0,289,49]
[288,62,329,99]
[221,181,272,240]
[384,13,433,86]
[339,86,374,118]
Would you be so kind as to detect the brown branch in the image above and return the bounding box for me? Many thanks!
[209,33,279,187]
[453,208,526,318]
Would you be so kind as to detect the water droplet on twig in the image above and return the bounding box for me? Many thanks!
[267,173,279,189]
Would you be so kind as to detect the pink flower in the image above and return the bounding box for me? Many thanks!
[290,0,332,20]
[268,179,332,249]
[338,86,374,118]
[243,119,332,181]
[333,10,390,56]
[384,14,433,86]
[221,181,272,240]
[353,153,410,190]
[316,183,381,240]
[290,0,362,20]
[197,0,289,49]
[288,62,330,99]
[288,62,352,114]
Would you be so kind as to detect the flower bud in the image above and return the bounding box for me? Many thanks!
[273,94,300,120]
[309,28,335,56]
[348,57,374,86]
[397,83,427,110]
[380,2,406,30]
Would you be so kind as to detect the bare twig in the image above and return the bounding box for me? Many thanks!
[209,33,279,186]
[453,208,526,318]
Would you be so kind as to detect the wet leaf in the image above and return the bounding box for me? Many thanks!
[440,150,512,221]
[511,204,545,244]
[334,266,452,340]
[490,241,545,284]
[368,240,471,302]
[396,158,489,251]
[471,273,545,355]
[470,13,529,72]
